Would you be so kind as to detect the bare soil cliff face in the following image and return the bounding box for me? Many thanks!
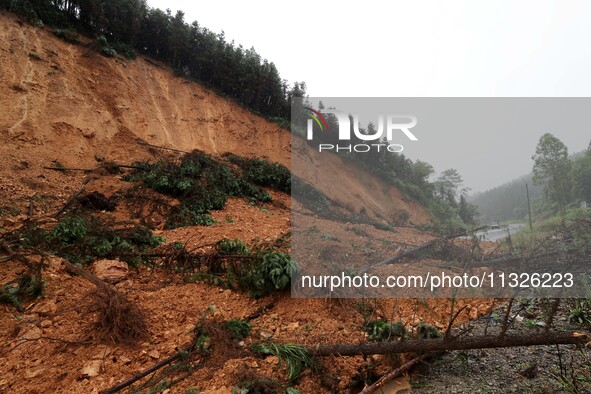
[0,11,428,225]
[0,14,289,163]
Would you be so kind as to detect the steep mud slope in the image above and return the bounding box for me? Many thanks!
[0,13,289,169]
[0,11,428,224]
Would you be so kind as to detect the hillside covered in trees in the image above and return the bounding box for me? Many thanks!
[471,137,591,223]
[0,0,305,120]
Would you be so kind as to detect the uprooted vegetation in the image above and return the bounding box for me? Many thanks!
[123,150,290,229]
[183,237,294,299]
[1,146,590,392]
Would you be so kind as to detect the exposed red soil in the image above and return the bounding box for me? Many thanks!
[0,11,491,393]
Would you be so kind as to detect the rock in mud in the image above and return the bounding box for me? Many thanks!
[93,259,128,284]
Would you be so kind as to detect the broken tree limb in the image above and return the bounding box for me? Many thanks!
[43,166,93,172]
[372,226,488,269]
[359,353,432,394]
[53,186,85,218]
[44,164,146,173]
[100,349,187,394]
[308,332,589,357]
[61,259,109,289]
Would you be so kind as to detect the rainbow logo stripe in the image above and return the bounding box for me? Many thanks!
[304,107,330,131]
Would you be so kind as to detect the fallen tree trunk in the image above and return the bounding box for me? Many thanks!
[309,332,588,357]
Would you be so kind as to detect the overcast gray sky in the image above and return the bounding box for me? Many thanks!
[147,0,591,192]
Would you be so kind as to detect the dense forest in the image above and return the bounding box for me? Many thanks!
[0,0,305,120]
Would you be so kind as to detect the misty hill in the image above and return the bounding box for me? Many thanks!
[469,174,543,223]
[471,150,587,223]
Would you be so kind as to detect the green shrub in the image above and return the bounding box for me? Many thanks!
[41,215,164,265]
[416,322,442,339]
[217,238,250,255]
[53,28,80,43]
[568,300,591,326]
[101,47,117,57]
[167,206,215,229]
[51,216,87,244]
[291,177,328,213]
[223,319,251,339]
[0,272,45,311]
[226,154,291,192]
[238,252,293,297]
[126,151,275,229]
[364,320,407,341]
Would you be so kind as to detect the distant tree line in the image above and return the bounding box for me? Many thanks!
[472,134,591,223]
[470,175,543,224]
[0,0,305,119]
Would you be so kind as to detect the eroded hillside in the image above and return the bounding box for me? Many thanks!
[0,11,473,394]
[0,12,427,226]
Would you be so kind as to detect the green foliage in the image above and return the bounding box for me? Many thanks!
[470,174,543,223]
[100,47,117,57]
[223,319,251,339]
[167,206,215,229]
[29,215,164,265]
[573,149,591,203]
[126,151,277,229]
[250,343,312,381]
[0,272,45,311]
[51,216,87,243]
[568,300,591,327]
[416,322,442,339]
[364,320,408,341]
[217,238,250,255]
[52,28,80,43]
[532,133,573,215]
[226,154,291,192]
[291,177,328,213]
[111,41,136,59]
[238,252,293,298]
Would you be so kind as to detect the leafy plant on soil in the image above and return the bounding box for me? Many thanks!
[182,236,293,295]
[364,319,408,341]
[18,214,164,266]
[217,238,250,255]
[0,271,45,311]
[250,343,313,381]
[222,319,251,340]
[125,151,275,229]
[416,322,443,339]
[52,28,81,43]
[225,153,291,192]
[236,252,294,298]
[568,299,591,327]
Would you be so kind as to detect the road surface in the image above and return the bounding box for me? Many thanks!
[474,223,525,242]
